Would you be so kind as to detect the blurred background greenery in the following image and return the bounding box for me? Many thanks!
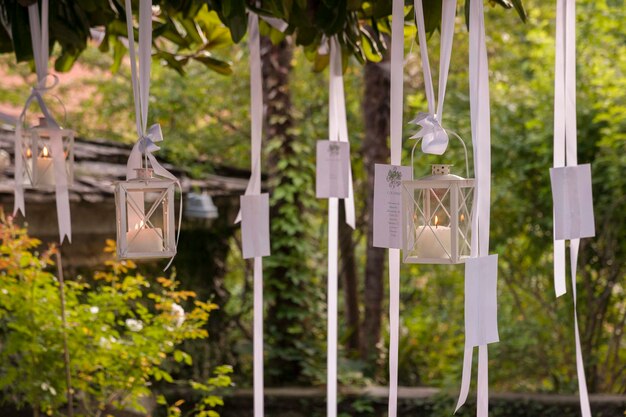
[0,0,624,415]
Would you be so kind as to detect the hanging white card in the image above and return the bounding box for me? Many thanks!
[550,164,595,241]
[241,193,271,259]
[373,164,413,249]
[465,254,499,347]
[316,140,350,199]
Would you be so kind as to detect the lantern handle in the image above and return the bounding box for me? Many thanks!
[410,130,470,178]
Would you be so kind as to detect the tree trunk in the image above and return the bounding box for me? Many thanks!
[262,36,323,384]
[339,201,360,355]
[359,57,391,366]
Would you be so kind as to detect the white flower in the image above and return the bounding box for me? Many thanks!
[89,306,99,314]
[1,288,8,295]
[125,318,143,332]
[40,382,57,396]
[171,303,185,328]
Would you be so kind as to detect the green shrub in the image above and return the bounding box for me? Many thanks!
[0,214,231,417]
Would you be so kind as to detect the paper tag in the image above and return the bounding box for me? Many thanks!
[241,193,271,259]
[465,254,499,347]
[550,164,595,240]
[316,140,350,198]
[373,164,413,248]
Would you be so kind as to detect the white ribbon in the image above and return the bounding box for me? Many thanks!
[124,0,181,269]
[326,35,355,417]
[13,0,72,243]
[455,0,493,415]
[235,14,263,223]
[387,1,404,416]
[329,37,356,229]
[553,1,591,416]
[410,0,457,155]
[233,14,265,417]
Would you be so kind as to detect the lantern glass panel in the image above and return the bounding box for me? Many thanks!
[30,124,75,188]
[402,166,474,264]
[115,177,176,260]
[19,130,35,186]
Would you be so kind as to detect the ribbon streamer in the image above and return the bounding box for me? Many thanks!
[123,0,182,269]
[387,1,404,416]
[14,0,72,243]
[553,1,591,416]
[325,35,355,417]
[455,0,493,415]
[410,0,457,155]
[329,37,356,229]
[233,14,265,417]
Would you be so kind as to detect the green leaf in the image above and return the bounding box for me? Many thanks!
[193,55,233,75]
[55,49,79,72]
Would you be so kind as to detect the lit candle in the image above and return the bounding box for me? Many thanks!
[415,215,452,259]
[36,145,55,186]
[126,222,164,253]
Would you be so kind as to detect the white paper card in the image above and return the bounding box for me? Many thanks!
[316,140,350,198]
[465,254,499,347]
[241,193,271,259]
[373,164,413,248]
[550,164,595,240]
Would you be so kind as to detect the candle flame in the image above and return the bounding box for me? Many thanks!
[460,213,465,222]
[133,220,145,230]
[435,215,439,228]
[42,146,50,158]
[26,148,32,159]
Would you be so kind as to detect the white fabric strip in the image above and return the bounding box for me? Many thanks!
[327,197,338,417]
[324,37,354,417]
[553,1,591,416]
[235,14,263,222]
[231,14,266,417]
[553,0,567,297]
[456,0,492,415]
[329,37,355,229]
[387,1,404,416]
[253,256,264,417]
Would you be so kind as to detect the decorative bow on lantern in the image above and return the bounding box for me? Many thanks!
[126,123,177,182]
[409,112,450,155]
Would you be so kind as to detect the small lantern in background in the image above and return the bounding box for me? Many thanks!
[402,164,474,264]
[184,191,219,220]
[115,168,177,260]
[28,117,75,188]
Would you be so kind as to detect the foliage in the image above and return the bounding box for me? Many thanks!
[0,214,232,416]
[0,0,525,75]
[0,1,233,75]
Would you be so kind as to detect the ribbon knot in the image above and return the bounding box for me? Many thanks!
[138,123,163,154]
[409,112,449,155]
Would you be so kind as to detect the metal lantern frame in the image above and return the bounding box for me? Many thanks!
[401,134,475,264]
[115,168,177,260]
[30,119,75,188]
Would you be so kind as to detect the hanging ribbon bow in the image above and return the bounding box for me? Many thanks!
[409,112,448,155]
[13,0,73,244]
[411,0,457,155]
[123,0,181,270]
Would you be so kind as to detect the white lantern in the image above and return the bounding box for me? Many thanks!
[402,164,474,264]
[27,117,75,188]
[115,168,177,260]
